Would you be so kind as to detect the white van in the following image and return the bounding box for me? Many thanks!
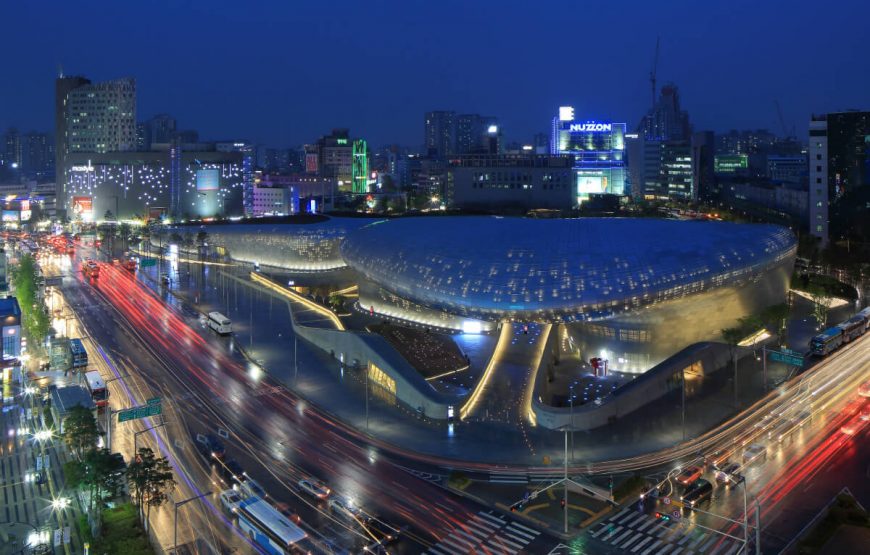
[207,312,232,335]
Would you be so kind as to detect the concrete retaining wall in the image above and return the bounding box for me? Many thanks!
[532,341,738,431]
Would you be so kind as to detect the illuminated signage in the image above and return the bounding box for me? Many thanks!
[487,125,498,134]
[559,106,575,121]
[196,168,220,191]
[714,155,749,173]
[336,138,348,145]
[70,165,94,172]
[569,123,612,132]
[72,196,94,220]
[2,210,18,223]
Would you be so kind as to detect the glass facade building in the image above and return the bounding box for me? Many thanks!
[551,107,627,203]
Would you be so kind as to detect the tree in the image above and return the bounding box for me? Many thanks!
[807,283,831,330]
[127,447,176,527]
[62,405,100,460]
[64,449,126,514]
[760,303,790,345]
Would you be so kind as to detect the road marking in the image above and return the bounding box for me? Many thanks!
[621,534,644,549]
[641,539,663,555]
[502,530,531,546]
[637,516,658,533]
[602,525,624,540]
[632,536,654,553]
[611,529,634,545]
[504,524,536,540]
[590,523,610,539]
[608,507,629,522]
[477,511,506,525]
[699,535,718,553]
[507,520,539,536]
[486,538,517,554]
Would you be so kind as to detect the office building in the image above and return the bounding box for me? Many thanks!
[456,114,498,154]
[692,131,716,201]
[766,155,807,185]
[0,297,21,360]
[55,75,135,213]
[424,111,456,158]
[638,84,691,142]
[551,106,627,203]
[808,111,870,246]
[447,154,575,210]
[352,139,369,194]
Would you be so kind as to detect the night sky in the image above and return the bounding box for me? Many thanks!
[2,0,867,148]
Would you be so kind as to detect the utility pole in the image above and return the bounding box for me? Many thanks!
[762,344,767,393]
[134,422,167,453]
[681,365,686,441]
[569,383,574,461]
[173,491,211,554]
[365,365,370,433]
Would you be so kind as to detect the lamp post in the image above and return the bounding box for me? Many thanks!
[173,491,212,554]
[134,422,167,454]
[569,382,575,461]
[103,374,128,452]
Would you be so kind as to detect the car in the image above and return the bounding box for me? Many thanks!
[238,475,267,499]
[675,465,704,486]
[742,443,767,465]
[328,495,364,521]
[714,463,743,488]
[841,421,860,435]
[363,518,401,549]
[705,450,730,469]
[298,478,331,500]
[196,434,226,460]
[859,382,870,398]
[680,479,713,509]
[861,407,870,422]
[220,489,243,514]
[219,459,244,484]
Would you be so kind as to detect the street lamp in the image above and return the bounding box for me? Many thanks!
[173,490,212,553]
[134,422,167,453]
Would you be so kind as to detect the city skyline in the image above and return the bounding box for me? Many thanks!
[2,0,868,148]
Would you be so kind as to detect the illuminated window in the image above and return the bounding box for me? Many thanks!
[368,363,396,397]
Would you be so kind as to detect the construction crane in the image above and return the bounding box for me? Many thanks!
[649,37,660,111]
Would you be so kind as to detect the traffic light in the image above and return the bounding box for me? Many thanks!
[510,501,525,512]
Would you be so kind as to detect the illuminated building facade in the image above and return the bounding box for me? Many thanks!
[550,106,627,203]
[341,216,796,370]
[352,139,369,194]
[64,149,245,221]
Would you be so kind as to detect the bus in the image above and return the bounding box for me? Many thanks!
[839,316,867,343]
[207,312,232,335]
[84,371,108,408]
[69,339,89,368]
[810,327,844,356]
[235,496,307,554]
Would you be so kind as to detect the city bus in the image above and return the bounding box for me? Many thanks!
[235,496,307,554]
[84,371,108,408]
[69,338,89,368]
[839,316,867,343]
[207,312,232,335]
[810,327,844,356]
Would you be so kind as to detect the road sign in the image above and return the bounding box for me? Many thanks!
[663,497,670,505]
[672,510,681,519]
[769,349,804,366]
[146,397,161,405]
[140,257,157,267]
[118,402,162,423]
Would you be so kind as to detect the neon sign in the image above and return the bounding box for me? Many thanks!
[569,123,612,132]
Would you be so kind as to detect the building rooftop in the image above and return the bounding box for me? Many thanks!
[341,216,796,321]
[50,385,96,415]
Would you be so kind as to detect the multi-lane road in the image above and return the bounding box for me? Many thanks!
[30,241,870,554]
[49,248,561,554]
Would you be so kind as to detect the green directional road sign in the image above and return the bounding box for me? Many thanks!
[139,258,157,267]
[118,402,162,423]
[146,396,161,405]
[769,349,804,366]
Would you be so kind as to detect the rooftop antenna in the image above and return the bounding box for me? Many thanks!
[57,63,64,78]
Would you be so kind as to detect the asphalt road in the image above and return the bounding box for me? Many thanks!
[55,250,561,554]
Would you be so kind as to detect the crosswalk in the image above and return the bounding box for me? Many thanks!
[588,507,744,555]
[423,510,541,554]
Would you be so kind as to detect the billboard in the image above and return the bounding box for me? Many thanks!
[72,196,94,221]
[714,155,749,173]
[2,211,18,223]
[577,175,607,195]
[196,168,220,191]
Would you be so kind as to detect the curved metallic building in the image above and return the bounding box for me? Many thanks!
[176,218,380,271]
[341,216,796,325]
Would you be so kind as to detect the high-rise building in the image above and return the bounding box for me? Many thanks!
[424,111,456,158]
[3,128,22,169]
[551,106,627,203]
[456,114,498,154]
[21,132,54,182]
[808,111,870,246]
[691,131,716,201]
[55,75,135,213]
[311,129,355,189]
[638,84,691,142]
